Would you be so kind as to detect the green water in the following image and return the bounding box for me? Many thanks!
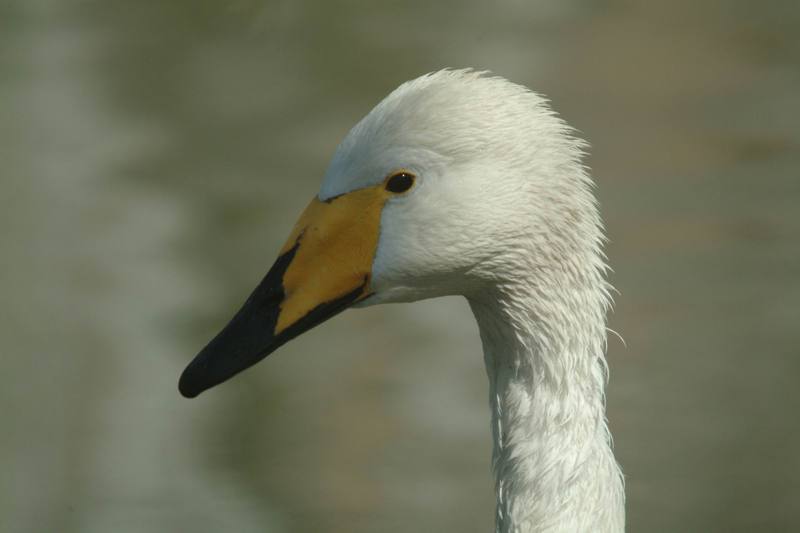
[1,1,798,531]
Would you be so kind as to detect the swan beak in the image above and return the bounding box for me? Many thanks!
[179,186,388,398]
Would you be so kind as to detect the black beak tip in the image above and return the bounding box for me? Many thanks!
[178,356,218,398]
[176,247,369,400]
[178,365,205,399]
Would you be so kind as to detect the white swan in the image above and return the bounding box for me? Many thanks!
[180,69,625,532]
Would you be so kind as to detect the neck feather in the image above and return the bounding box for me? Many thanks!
[467,251,624,532]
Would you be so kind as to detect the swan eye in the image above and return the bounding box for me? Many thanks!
[385,172,415,194]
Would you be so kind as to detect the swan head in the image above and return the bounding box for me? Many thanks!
[179,69,598,398]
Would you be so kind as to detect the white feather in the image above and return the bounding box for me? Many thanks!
[324,69,624,533]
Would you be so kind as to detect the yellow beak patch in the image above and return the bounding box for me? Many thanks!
[275,183,393,334]
[179,179,403,398]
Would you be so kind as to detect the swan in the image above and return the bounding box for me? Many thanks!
[179,69,625,532]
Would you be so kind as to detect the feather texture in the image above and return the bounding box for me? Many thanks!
[323,69,625,532]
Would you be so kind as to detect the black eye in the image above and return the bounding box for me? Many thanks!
[385,172,415,193]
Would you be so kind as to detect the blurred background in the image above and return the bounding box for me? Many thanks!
[2,0,798,531]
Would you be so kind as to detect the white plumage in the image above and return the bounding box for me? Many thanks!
[323,69,625,532]
[182,68,625,532]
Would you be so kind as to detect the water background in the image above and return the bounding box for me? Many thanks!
[2,1,799,531]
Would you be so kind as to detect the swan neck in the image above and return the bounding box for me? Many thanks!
[469,285,624,533]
